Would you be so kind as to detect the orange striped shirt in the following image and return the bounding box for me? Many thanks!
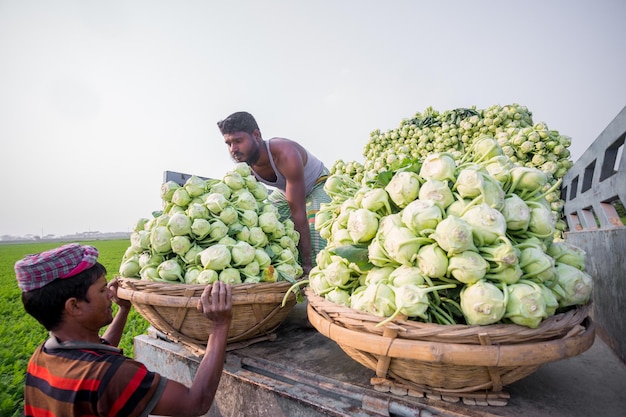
[24,337,166,417]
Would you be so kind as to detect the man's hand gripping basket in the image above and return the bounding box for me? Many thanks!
[117,278,298,354]
[306,289,594,405]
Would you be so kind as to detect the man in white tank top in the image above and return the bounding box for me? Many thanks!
[217,111,330,276]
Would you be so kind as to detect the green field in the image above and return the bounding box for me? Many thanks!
[0,239,149,417]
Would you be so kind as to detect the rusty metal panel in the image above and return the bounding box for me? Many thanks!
[561,106,625,231]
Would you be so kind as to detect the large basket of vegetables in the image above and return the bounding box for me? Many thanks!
[307,289,594,398]
[116,163,304,353]
[118,278,297,353]
[299,104,597,401]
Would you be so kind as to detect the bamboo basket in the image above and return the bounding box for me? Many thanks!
[306,289,595,404]
[117,277,298,354]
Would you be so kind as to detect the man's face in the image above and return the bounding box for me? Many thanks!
[223,130,261,165]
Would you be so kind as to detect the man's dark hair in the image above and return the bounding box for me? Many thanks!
[217,111,260,135]
[21,263,107,331]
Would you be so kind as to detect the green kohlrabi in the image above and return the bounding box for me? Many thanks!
[419,152,457,182]
[504,281,548,328]
[240,260,260,280]
[183,265,203,284]
[254,248,272,268]
[502,194,531,231]
[248,226,269,248]
[205,193,229,214]
[199,244,232,271]
[547,241,586,270]
[191,218,211,240]
[377,283,457,327]
[551,262,593,307]
[350,282,397,318]
[207,219,229,242]
[219,267,242,285]
[187,203,210,220]
[182,243,204,265]
[172,188,191,207]
[196,269,219,284]
[219,206,238,225]
[364,266,396,286]
[418,179,454,210]
[150,226,172,254]
[231,240,256,266]
[184,175,207,197]
[170,235,192,256]
[210,181,232,199]
[367,235,395,267]
[130,231,151,252]
[140,265,159,281]
[506,166,548,199]
[401,199,443,237]
[168,212,192,236]
[430,215,477,256]
[461,203,507,246]
[161,181,181,202]
[119,255,141,278]
[139,252,164,269]
[309,267,333,295]
[359,188,392,216]
[416,243,448,279]
[347,208,379,243]
[381,226,431,266]
[485,264,523,285]
[479,236,520,271]
[460,280,507,325]
[259,211,281,234]
[325,288,351,306]
[526,200,556,239]
[388,265,428,287]
[384,171,421,208]
[322,260,354,288]
[517,244,556,283]
[446,250,489,284]
[157,259,184,282]
[223,171,245,190]
[231,188,259,211]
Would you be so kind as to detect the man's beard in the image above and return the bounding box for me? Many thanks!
[244,140,261,165]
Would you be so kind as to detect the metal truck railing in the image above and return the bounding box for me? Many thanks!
[561,105,626,364]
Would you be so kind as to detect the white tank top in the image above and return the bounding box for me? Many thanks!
[250,139,325,194]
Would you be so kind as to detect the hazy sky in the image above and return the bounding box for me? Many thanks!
[1,0,625,237]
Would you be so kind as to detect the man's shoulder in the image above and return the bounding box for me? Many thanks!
[268,137,296,146]
[268,137,305,158]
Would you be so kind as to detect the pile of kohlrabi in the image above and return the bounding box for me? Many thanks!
[119,163,302,286]
[305,135,591,329]
[332,104,573,238]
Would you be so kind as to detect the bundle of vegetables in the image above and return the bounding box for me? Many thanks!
[331,103,573,236]
[119,163,302,285]
[297,136,592,329]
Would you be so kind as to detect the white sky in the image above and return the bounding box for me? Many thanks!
[1,0,625,237]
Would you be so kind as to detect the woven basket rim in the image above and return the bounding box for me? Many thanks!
[305,288,591,345]
[307,299,595,366]
[117,277,299,304]
[117,276,297,292]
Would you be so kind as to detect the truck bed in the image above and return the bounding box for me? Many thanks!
[136,301,626,417]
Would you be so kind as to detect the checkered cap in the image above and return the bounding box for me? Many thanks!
[15,243,99,292]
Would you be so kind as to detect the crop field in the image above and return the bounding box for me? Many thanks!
[0,239,149,417]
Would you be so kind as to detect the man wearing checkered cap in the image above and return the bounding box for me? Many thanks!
[16,243,233,417]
